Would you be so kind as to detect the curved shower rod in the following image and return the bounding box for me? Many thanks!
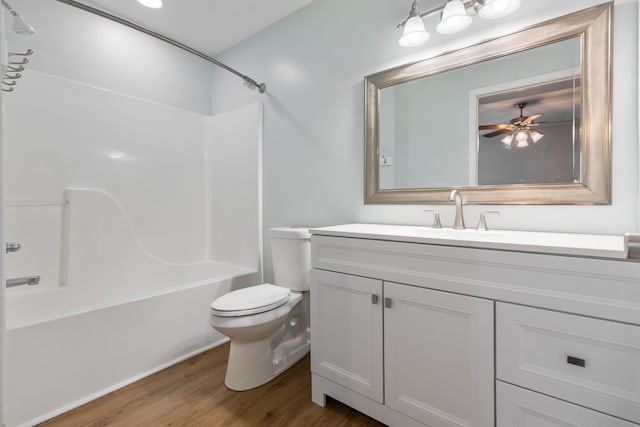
[55,0,266,93]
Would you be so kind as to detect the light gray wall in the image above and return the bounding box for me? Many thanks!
[211,0,639,283]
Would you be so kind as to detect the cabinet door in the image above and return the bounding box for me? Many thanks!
[384,282,494,427]
[497,381,638,427]
[310,269,383,403]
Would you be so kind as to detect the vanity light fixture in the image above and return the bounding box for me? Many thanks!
[1,0,36,35]
[478,0,522,19]
[436,0,472,35]
[397,0,521,47]
[137,0,163,9]
[399,1,431,47]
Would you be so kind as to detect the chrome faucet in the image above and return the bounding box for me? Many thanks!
[448,189,465,230]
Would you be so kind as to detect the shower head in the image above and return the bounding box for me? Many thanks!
[1,0,35,35]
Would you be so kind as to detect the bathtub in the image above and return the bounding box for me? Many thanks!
[6,261,258,427]
[5,189,260,426]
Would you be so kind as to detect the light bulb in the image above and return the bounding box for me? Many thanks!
[479,0,521,19]
[436,0,472,35]
[137,0,163,9]
[399,16,430,47]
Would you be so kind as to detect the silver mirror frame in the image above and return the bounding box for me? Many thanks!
[365,3,612,205]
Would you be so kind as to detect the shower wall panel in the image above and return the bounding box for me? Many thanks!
[205,102,263,273]
[4,71,208,281]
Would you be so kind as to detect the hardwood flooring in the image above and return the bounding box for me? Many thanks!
[38,343,385,427]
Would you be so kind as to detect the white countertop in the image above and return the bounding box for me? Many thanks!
[310,223,640,260]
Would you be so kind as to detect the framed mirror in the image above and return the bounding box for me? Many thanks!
[365,3,611,205]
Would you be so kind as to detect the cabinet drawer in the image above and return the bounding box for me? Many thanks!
[496,303,640,424]
[497,381,638,427]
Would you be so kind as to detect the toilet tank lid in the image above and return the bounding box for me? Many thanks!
[270,227,311,239]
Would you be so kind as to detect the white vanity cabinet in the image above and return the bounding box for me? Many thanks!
[311,270,494,427]
[310,228,640,427]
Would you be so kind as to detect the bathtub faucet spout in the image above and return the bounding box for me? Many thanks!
[6,275,40,288]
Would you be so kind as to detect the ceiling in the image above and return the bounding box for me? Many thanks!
[78,0,314,57]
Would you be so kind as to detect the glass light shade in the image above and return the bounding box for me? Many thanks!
[530,129,544,143]
[478,0,521,19]
[436,0,472,35]
[515,130,530,147]
[399,16,430,47]
[501,133,514,146]
[137,0,163,8]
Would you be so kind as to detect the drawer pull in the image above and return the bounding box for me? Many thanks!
[371,294,379,305]
[567,355,586,367]
[384,298,392,309]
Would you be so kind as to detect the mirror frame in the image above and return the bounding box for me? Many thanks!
[364,3,612,205]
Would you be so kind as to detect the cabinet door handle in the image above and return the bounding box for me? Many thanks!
[371,294,379,304]
[567,355,586,367]
[384,298,392,309]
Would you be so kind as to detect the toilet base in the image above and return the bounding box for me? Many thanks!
[224,333,309,391]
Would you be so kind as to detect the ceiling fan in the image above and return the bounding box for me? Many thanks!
[479,102,544,148]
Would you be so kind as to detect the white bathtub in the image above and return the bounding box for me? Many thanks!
[5,189,260,426]
[6,261,258,427]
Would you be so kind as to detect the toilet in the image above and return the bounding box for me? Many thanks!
[209,227,311,391]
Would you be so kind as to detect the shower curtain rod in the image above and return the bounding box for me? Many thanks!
[55,0,266,93]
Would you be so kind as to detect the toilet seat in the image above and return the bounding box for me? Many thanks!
[210,283,290,317]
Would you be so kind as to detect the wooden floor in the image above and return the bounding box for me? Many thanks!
[39,343,385,427]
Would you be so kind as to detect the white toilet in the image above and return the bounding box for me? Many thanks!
[209,227,311,391]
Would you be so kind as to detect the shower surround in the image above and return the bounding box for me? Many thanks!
[3,71,262,426]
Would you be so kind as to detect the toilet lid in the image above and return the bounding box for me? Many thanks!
[210,283,290,317]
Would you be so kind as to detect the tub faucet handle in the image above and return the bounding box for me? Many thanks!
[477,211,500,231]
[424,210,442,228]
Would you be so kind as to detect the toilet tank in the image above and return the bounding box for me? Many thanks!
[270,227,311,292]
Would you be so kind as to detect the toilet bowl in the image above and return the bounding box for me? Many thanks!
[209,227,311,391]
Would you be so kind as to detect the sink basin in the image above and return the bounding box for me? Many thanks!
[310,223,639,260]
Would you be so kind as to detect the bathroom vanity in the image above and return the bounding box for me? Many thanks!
[310,224,640,427]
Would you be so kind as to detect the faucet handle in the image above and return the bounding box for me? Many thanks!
[424,210,442,228]
[477,211,500,231]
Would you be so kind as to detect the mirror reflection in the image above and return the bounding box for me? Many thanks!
[477,76,581,185]
[378,37,581,190]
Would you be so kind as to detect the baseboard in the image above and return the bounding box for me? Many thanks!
[15,337,229,427]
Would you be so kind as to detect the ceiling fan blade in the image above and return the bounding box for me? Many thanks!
[522,113,543,124]
[482,129,512,138]
[536,119,574,125]
[479,124,511,130]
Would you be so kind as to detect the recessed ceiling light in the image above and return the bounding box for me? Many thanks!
[137,0,163,9]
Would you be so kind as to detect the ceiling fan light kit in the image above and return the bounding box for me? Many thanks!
[481,102,545,149]
[398,0,521,46]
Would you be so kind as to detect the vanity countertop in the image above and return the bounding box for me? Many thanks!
[310,223,640,260]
